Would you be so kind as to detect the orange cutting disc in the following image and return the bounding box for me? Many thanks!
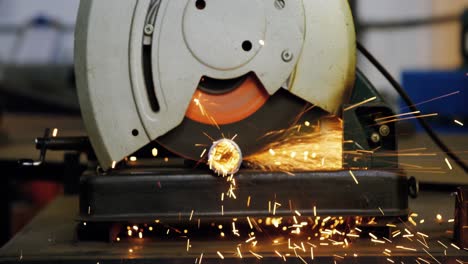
[185,74,269,125]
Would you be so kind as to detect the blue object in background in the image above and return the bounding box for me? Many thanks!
[400,70,467,133]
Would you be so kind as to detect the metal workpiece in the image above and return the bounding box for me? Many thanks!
[79,169,408,222]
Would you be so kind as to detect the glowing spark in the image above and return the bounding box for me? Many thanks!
[249,251,263,259]
[383,237,392,243]
[378,207,384,215]
[295,210,301,216]
[129,156,137,162]
[199,253,203,264]
[216,251,224,259]
[371,239,385,244]
[297,255,308,264]
[451,243,461,250]
[369,233,378,240]
[127,230,132,236]
[417,232,428,237]
[273,202,281,215]
[294,215,300,223]
[189,210,194,221]
[402,91,460,110]
[151,148,158,157]
[245,236,256,243]
[386,224,396,227]
[52,128,58,137]
[208,139,242,175]
[245,118,342,171]
[236,247,243,258]
[423,248,441,264]
[436,214,443,221]
[417,257,430,264]
[420,219,425,224]
[313,206,317,217]
[333,254,344,259]
[416,239,429,249]
[445,158,453,170]
[111,161,116,169]
[116,237,120,242]
[247,196,251,207]
[247,217,253,229]
[344,97,377,111]
[437,240,448,249]
[304,121,311,127]
[375,111,421,122]
[454,120,464,126]
[232,222,239,236]
[387,258,394,263]
[200,149,206,158]
[128,249,133,253]
[377,113,439,126]
[396,245,416,251]
[349,170,359,184]
[448,219,454,223]
[138,232,143,239]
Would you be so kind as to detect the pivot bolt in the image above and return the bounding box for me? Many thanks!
[281,50,293,62]
[379,125,390,137]
[370,132,380,143]
[274,0,285,10]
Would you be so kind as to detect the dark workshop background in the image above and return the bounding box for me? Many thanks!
[0,0,466,247]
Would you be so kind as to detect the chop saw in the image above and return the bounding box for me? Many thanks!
[30,0,411,224]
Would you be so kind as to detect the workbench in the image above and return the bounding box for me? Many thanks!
[0,190,467,263]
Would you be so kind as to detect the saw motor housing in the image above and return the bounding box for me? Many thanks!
[75,0,356,169]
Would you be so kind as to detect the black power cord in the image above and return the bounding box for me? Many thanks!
[357,42,468,174]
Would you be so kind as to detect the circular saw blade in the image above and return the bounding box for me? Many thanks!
[156,81,331,161]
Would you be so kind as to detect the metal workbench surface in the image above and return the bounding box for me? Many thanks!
[0,191,467,263]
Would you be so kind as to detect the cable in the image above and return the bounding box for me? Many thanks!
[357,42,468,173]
[360,14,460,31]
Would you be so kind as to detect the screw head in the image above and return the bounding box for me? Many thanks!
[370,132,381,143]
[379,125,390,137]
[281,50,293,62]
[274,0,285,10]
[144,24,154,35]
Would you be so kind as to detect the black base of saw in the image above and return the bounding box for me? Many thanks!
[79,169,409,222]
